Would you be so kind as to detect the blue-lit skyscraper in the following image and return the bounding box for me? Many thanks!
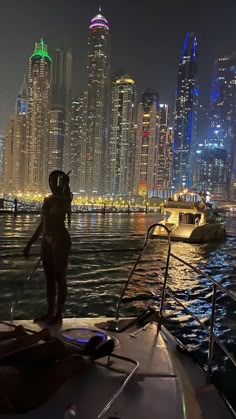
[173,32,198,190]
[208,54,236,151]
[196,139,227,200]
[208,54,236,198]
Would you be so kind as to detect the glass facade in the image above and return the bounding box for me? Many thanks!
[133,89,159,197]
[196,139,227,200]
[85,13,110,195]
[25,39,52,192]
[173,32,198,190]
[108,76,136,196]
[208,54,236,198]
[69,92,88,193]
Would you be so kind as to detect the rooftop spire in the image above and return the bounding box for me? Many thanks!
[18,74,27,98]
[98,3,102,12]
[31,38,52,61]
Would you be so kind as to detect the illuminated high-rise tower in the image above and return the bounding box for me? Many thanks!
[173,32,198,190]
[25,38,52,192]
[85,10,110,194]
[69,92,88,192]
[0,132,5,186]
[133,89,159,197]
[4,77,27,193]
[52,48,72,111]
[108,75,136,196]
[208,53,236,198]
[196,139,227,200]
[156,104,170,197]
[48,48,72,175]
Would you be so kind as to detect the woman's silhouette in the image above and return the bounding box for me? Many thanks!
[24,171,72,324]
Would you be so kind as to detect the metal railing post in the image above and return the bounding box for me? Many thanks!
[157,228,171,331]
[207,284,217,381]
[10,257,41,322]
[115,223,171,325]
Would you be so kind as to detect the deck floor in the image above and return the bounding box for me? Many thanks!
[0,318,232,419]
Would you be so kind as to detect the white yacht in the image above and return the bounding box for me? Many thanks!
[152,191,226,243]
[0,224,235,419]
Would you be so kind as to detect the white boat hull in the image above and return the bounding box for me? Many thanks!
[152,222,226,243]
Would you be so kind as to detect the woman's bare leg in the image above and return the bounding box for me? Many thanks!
[35,240,56,322]
[48,238,70,324]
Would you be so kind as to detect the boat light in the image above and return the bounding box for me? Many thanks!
[62,327,108,344]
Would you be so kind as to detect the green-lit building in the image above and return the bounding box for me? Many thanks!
[25,38,52,192]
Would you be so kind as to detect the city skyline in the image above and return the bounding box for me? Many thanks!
[0,0,236,136]
[2,3,236,199]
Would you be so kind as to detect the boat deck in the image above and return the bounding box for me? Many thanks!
[0,318,232,419]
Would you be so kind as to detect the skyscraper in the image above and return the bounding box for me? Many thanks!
[196,139,227,200]
[156,104,170,197]
[4,76,27,193]
[4,115,26,193]
[25,38,52,192]
[0,132,5,186]
[85,10,110,195]
[69,92,88,192]
[15,75,27,115]
[208,53,236,198]
[108,75,136,196]
[48,47,72,175]
[52,48,72,111]
[167,126,174,193]
[173,32,198,190]
[47,109,66,174]
[133,89,159,197]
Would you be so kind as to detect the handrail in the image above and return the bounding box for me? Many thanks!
[170,253,236,302]
[113,221,236,381]
[10,258,41,322]
[97,353,139,418]
[157,247,236,380]
[162,287,236,369]
[115,223,171,325]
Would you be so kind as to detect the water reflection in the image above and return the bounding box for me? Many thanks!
[0,212,235,348]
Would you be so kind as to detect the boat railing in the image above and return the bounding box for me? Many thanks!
[164,201,196,209]
[115,223,171,324]
[163,201,205,210]
[96,353,139,418]
[115,223,236,382]
[162,252,236,379]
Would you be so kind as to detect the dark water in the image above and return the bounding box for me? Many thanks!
[0,212,236,409]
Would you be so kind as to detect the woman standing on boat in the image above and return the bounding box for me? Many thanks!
[24,171,72,325]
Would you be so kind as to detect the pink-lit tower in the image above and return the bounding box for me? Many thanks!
[85,9,110,195]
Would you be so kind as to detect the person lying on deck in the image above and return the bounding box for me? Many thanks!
[0,325,114,414]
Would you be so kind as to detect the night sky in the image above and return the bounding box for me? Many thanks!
[0,0,236,136]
